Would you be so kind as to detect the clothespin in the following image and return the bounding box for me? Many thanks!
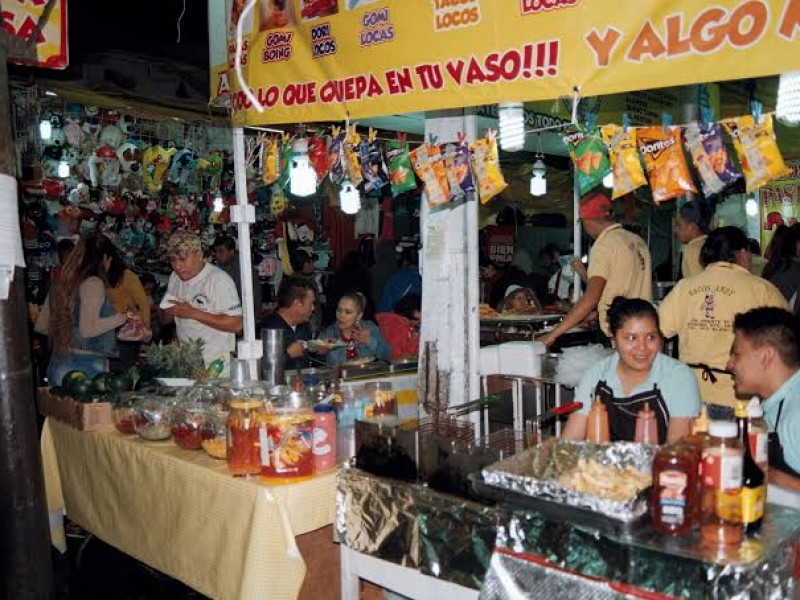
[750,100,764,124]
[457,132,466,145]
[428,133,439,146]
[700,106,715,130]
[622,113,631,133]
[368,127,378,143]
[397,132,407,146]
[585,112,597,131]
[331,125,341,139]
[661,112,673,133]
[485,128,496,141]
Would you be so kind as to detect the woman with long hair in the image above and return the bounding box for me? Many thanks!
[316,292,390,366]
[35,233,131,385]
[106,247,151,371]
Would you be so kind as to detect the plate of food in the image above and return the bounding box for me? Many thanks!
[340,356,375,367]
[308,338,346,351]
[155,377,196,388]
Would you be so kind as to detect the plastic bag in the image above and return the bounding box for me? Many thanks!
[308,135,330,181]
[261,136,280,185]
[117,319,152,343]
[442,136,475,199]
[722,115,790,193]
[563,126,612,195]
[469,133,507,204]
[600,124,647,199]
[684,122,740,198]
[386,136,417,197]
[636,126,697,203]
[410,143,451,208]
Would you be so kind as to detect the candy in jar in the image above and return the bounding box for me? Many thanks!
[226,400,265,476]
[261,404,314,482]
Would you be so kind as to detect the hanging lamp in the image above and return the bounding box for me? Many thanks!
[498,102,525,152]
[776,70,800,126]
[340,178,361,214]
[289,138,317,197]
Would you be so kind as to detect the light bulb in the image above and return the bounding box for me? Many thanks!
[39,119,52,141]
[340,179,361,214]
[57,159,70,178]
[498,102,525,152]
[530,158,547,196]
[776,70,800,126]
[603,171,614,188]
[289,138,317,197]
[745,198,759,217]
[213,195,224,212]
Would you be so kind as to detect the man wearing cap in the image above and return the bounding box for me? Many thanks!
[727,307,800,491]
[289,248,322,335]
[676,200,710,279]
[540,193,652,347]
[163,232,243,370]
[212,235,262,328]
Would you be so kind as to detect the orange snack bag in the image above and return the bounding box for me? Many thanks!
[469,134,508,204]
[410,143,451,208]
[601,124,647,200]
[722,115,790,193]
[636,126,697,203]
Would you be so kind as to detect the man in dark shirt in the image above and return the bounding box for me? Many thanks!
[261,276,316,371]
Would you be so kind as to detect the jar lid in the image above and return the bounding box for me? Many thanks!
[314,404,334,413]
[708,420,738,438]
[747,397,764,418]
[229,400,265,410]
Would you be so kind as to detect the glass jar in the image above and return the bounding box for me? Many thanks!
[226,400,266,476]
[651,443,700,535]
[184,380,228,412]
[261,401,315,482]
[200,410,227,460]
[171,402,214,450]
[701,421,744,546]
[133,396,173,441]
[112,392,140,435]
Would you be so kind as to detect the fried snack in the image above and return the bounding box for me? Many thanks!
[601,124,647,200]
[558,457,651,501]
[723,114,791,193]
[411,143,451,207]
[479,303,500,318]
[469,135,508,204]
[201,437,227,460]
[563,126,612,195]
[636,126,697,203]
[684,122,740,198]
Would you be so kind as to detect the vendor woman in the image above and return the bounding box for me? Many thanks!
[318,292,391,366]
[563,297,701,444]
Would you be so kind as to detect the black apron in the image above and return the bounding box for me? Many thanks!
[768,399,800,478]
[593,380,670,445]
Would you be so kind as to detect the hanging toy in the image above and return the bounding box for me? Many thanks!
[117,141,143,174]
[87,147,122,188]
[168,148,199,189]
[98,124,124,149]
[142,145,178,193]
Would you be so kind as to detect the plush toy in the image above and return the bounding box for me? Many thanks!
[88,147,121,188]
[143,145,177,193]
[63,119,84,148]
[117,141,143,173]
[68,182,90,205]
[168,148,198,189]
[99,125,124,149]
[63,146,81,167]
[118,115,137,136]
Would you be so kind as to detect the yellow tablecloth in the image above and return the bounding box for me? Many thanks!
[40,418,336,600]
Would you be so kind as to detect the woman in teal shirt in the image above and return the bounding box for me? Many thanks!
[317,292,391,366]
[563,297,701,444]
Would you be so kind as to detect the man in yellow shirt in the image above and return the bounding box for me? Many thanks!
[659,226,788,418]
[676,200,709,279]
[540,193,652,346]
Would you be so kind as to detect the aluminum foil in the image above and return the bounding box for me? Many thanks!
[481,440,656,522]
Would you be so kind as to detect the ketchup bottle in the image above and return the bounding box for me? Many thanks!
[586,395,610,443]
[651,443,700,535]
[634,405,658,444]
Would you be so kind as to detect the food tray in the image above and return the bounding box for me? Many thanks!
[480,440,655,524]
[480,313,563,323]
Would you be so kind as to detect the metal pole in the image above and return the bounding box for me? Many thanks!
[0,28,55,599]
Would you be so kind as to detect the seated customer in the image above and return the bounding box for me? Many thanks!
[317,292,391,366]
[376,293,421,361]
[727,307,800,491]
[261,276,317,371]
[563,297,701,444]
[499,285,542,314]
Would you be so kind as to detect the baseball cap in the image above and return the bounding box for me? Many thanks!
[578,192,613,220]
[166,232,202,258]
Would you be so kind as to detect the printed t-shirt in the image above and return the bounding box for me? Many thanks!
[166,263,242,368]
[681,234,707,279]
[588,224,653,335]
[659,262,787,408]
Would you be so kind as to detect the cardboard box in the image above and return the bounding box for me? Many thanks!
[37,387,115,432]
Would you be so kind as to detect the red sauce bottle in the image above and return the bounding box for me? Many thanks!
[651,443,700,536]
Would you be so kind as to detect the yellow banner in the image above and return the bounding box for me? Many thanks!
[213,0,800,126]
[3,0,68,69]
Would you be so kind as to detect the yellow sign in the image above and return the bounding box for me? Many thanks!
[3,0,68,69]
[210,0,800,126]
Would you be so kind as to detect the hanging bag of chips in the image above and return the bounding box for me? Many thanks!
[469,130,507,204]
[684,121,741,197]
[600,124,647,199]
[563,125,612,195]
[328,126,345,184]
[410,142,451,208]
[386,134,417,197]
[636,125,697,203]
[308,135,330,181]
[360,128,389,194]
[722,114,790,193]
[277,133,294,189]
[442,134,475,199]
[262,136,281,185]
[344,125,364,187]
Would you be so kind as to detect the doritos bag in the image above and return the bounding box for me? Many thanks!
[410,143,450,208]
[683,122,740,198]
[723,115,790,193]
[636,126,697,203]
[563,126,612,195]
[600,124,647,200]
[386,136,417,197]
[469,132,507,204]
